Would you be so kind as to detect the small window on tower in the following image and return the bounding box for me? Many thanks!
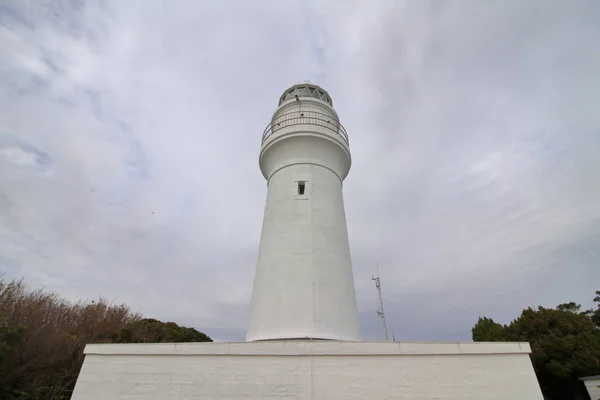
[297,181,306,195]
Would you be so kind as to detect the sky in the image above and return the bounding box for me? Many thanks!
[1,0,599,342]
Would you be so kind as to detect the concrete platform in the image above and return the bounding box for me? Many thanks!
[72,340,544,399]
[579,375,600,399]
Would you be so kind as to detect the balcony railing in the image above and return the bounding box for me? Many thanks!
[262,111,349,144]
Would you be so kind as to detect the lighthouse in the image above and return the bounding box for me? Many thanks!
[72,83,544,400]
[246,83,361,341]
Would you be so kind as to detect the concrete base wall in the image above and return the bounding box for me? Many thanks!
[72,341,544,400]
[581,376,600,399]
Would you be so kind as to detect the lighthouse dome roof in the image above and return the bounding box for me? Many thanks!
[278,83,333,106]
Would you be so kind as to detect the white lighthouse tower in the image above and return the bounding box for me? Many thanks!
[246,83,361,341]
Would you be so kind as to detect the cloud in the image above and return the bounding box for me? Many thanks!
[1,0,599,342]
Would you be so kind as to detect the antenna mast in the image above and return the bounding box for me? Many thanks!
[372,263,389,342]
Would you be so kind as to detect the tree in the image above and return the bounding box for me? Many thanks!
[556,302,581,313]
[472,290,600,400]
[471,317,506,341]
[590,291,600,328]
[0,278,212,400]
[118,318,212,343]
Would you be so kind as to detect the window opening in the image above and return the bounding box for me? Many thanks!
[297,181,306,195]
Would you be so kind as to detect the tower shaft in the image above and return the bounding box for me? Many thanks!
[246,84,360,342]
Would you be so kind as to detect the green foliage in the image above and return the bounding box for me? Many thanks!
[471,317,506,341]
[472,290,600,400]
[556,302,581,313]
[591,291,600,328]
[116,318,212,344]
[0,315,25,361]
[0,310,26,396]
[0,278,212,400]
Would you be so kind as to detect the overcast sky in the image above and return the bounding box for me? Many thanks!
[1,0,599,342]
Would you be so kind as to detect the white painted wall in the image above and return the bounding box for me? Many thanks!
[72,341,545,400]
[581,376,600,399]
[247,93,359,342]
